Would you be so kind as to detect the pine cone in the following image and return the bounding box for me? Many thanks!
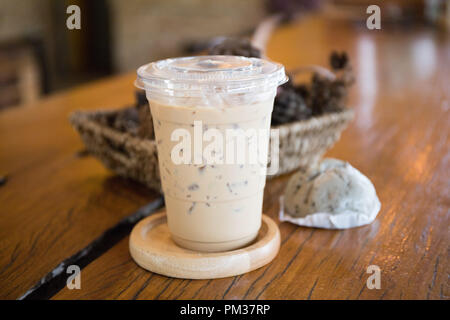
[135,90,148,107]
[114,107,140,135]
[330,51,349,70]
[208,38,261,58]
[272,86,312,126]
[137,104,154,140]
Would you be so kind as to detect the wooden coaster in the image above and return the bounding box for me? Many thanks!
[129,212,280,279]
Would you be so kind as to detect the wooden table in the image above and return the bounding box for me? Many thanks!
[1,15,448,300]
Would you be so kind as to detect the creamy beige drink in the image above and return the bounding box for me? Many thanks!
[137,56,286,252]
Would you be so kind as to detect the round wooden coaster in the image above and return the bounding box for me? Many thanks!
[129,212,280,279]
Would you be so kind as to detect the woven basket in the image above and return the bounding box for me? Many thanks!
[70,107,354,192]
[70,109,162,192]
[271,108,354,177]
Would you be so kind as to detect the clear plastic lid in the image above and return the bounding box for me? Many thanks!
[136,55,287,95]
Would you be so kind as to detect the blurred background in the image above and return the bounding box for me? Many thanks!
[0,0,449,110]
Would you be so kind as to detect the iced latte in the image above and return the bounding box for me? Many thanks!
[136,56,286,252]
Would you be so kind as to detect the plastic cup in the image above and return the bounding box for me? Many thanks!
[136,55,287,252]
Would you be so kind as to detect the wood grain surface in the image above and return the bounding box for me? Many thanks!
[0,75,161,299]
[2,14,449,299]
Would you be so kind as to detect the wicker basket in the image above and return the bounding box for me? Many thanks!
[70,109,162,192]
[271,108,354,177]
[70,107,354,192]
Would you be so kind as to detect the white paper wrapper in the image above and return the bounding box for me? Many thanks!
[279,158,381,229]
[279,196,381,229]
